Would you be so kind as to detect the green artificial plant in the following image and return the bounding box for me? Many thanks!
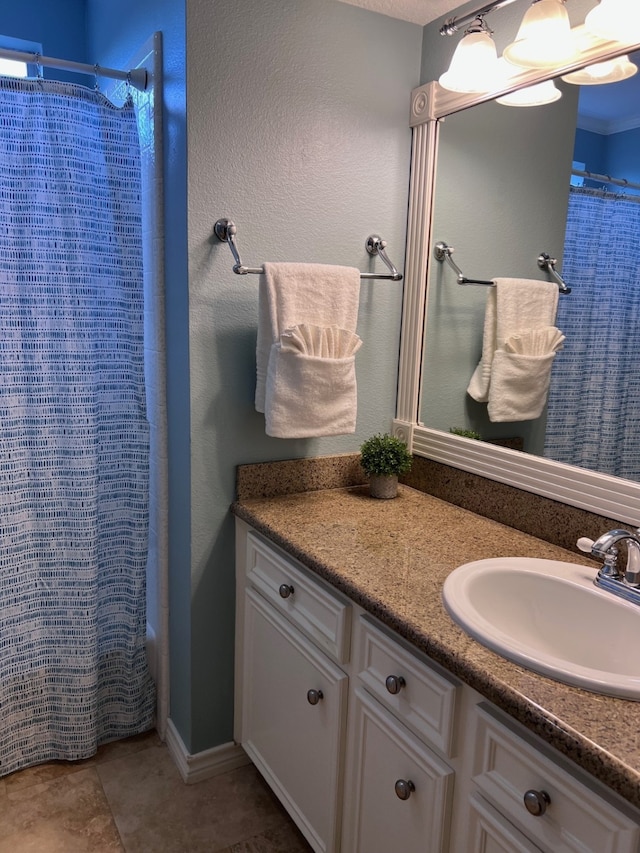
[359,433,413,478]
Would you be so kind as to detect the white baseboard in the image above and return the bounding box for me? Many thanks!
[165,718,250,785]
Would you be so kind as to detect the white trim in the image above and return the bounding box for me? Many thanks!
[412,426,640,526]
[397,30,640,526]
[577,114,640,136]
[165,718,251,785]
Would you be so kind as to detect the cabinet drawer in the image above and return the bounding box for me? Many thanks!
[472,704,640,853]
[342,686,454,853]
[357,615,459,756]
[246,531,351,663]
[467,793,542,853]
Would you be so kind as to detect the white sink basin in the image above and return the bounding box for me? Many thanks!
[442,557,640,699]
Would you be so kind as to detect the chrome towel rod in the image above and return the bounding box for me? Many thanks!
[214,218,403,281]
[434,241,570,294]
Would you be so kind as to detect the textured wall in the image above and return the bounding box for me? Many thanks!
[186,0,421,751]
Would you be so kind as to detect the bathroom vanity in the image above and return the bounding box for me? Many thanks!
[233,483,640,853]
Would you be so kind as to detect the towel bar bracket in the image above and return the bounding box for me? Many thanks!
[365,235,403,281]
[214,217,403,281]
[434,241,494,286]
[538,252,572,294]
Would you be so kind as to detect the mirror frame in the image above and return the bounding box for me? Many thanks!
[394,27,640,525]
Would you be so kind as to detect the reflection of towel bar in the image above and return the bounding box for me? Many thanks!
[434,241,571,294]
[214,218,403,281]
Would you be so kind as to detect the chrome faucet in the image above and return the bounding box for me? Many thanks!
[577,528,640,604]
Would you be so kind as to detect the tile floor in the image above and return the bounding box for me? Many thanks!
[0,730,313,852]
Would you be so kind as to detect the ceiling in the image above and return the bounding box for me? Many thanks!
[334,0,463,26]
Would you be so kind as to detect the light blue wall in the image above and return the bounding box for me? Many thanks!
[606,127,640,186]
[186,0,421,752]
[84,0,420,753]
[574,127,608,173]
[0,0,86,83]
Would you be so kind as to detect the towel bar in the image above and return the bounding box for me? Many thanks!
[434,241,570,294]
[214,218,403,281]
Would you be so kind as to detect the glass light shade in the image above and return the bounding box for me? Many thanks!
[496,79,563,106]
[562,54,637,84]
[503,0,580,69]
[585,0,640,44]
[439,30,501,93]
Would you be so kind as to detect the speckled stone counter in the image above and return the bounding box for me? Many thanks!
[233,483,640,810]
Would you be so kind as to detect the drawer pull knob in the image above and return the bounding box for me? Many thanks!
[385,675,406,695]
[394,779,415,800]
[278,583,294,599]
[307,689,323,706]
[523,789,551,816]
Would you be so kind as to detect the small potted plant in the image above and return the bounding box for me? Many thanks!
[359,433,412,499]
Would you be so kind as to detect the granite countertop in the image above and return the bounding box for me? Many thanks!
[233,484,640,809]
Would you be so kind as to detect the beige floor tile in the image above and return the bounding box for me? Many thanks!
[224,820,313,852]
[0,766,124,853]
[98,742,299,853]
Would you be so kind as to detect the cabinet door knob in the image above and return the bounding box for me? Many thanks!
[523,789,551,816]
[385,675,406,695]
[394,779,415,800]
[307,689,323,706]
[278,583,294,599]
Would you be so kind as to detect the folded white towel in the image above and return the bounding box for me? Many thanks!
[265,324,363,438]
[503,326,565,355]
[256,263,361,412]
[467,279,559,403]
[488,325,565,422]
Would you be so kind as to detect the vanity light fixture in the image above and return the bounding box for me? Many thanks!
[562,53,637,84]
[503,0,580,69]
[496,78,563,105]
[584,0,640,44]
[439,17,502,93]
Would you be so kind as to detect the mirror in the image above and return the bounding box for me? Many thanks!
[398,35,640,523]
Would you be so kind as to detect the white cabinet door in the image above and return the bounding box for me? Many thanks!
[342,687,454,853]
[241,588,348,853]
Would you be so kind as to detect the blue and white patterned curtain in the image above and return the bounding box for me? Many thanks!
[544,186,640,480]
[0,77,154,777]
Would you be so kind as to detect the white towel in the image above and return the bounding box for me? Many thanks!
[265,324,362,438]
[488,325,565,422]
[255,262,361,413]
[467,278,559,403]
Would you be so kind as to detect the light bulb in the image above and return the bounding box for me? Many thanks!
[503,0,580,69]
[439,28,501,93]
[496,79,563,106]
[562,54,637,84]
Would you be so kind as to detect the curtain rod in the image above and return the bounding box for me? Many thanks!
[0,47,147,91]
[572,168,640,193]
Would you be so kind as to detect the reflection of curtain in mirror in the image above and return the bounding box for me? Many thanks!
[544,187,640,480]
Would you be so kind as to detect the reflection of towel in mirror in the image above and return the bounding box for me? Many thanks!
[255,262,361,413]
[265,324,363,438]
[467,278,559,403]
[488,326,565,422]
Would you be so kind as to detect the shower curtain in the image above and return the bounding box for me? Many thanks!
[544,186,640,480]
[0,77,155,777]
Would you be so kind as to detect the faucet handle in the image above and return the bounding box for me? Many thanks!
[577,536,620,578]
